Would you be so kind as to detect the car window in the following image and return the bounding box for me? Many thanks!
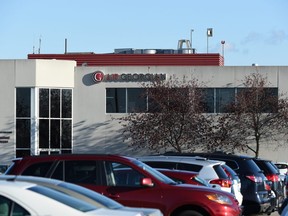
[111,162,145,187]
[255,160,279,175]
[0,195,30,216]
[213,164,229,179]
[275,163,288,169]
[144,161,177,170]
[177,163,202,172]
[53,161,104,185]
[22,162,53,177]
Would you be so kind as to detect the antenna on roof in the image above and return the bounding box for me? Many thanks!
[38,35,42,54]
[65,38,67,54]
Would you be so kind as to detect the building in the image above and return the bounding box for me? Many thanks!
[0,45,287,165]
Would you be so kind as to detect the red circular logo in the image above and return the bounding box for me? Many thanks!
[93,71,104,82]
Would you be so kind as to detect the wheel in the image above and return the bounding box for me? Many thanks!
[178,210,205,216]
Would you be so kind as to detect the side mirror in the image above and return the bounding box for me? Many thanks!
[141,178,154,187]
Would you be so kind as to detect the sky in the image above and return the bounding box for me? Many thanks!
[0,0,287,66]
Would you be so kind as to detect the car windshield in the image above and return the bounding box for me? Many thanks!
[58,182,123,209]
[29,185,97,212]
[132,160,177,184]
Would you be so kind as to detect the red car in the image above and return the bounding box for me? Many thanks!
[5,154,242,216]
[156,168,211,187]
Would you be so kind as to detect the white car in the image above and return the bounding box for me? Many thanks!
[0,180,143,216]
[274,162,288,182]
[138,155,243,205]
[0,175,162,216]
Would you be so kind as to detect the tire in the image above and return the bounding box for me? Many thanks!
[178,210,205,216]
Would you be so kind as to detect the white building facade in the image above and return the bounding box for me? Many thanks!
[0,59,288,165]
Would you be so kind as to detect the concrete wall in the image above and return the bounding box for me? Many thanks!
[73,65,288,162]
[0,59,76,165]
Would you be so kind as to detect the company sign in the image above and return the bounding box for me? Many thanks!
[92,71,166,83]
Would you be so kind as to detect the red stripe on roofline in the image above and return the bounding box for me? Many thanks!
[27,53,224,66]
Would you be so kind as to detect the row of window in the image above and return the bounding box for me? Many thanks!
[16,88,72,158]
[106,87,278,113]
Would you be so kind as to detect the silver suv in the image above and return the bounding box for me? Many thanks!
[138,156,232,193]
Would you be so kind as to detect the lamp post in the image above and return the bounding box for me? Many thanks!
[221,40,225,57]
[207,28,213,53]
[190,29,194,49]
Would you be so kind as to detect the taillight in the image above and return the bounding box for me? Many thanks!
[246,175,263,183]
[266,174,280,182]
[265,181,271,191]
[210,179,232,188]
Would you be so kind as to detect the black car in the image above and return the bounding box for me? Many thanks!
[253,158,285,210]
[164,152,274,216]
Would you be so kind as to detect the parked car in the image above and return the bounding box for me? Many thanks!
[253,158,285,211]
[156,168,211,187]
[275,162,288,182]
[0,165,8,175]
[222,164,243,206]
[163,152,274,215]
[279,197,288,215]
[5,154,242,216]
[0,180,143,216]
[138,155,233,194]
[0,175,162,216]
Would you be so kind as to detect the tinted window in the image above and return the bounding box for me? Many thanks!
[22,162,53,177]
[254,160,279,175]
[16,88,31,117]
[127,88,147,113]
[144,161,177,170]
[177,163,202,172]
[59,161,104,185]
[106,88,126,113]
[275,164,288,169]
[112,162,145,187]
[0,195,30,216]
[216,88,235,113]
[213,164,229,179]
[209,157,262,175]
[16,119,30,148]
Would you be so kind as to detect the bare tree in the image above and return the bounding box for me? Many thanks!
[118,76,213,153]
[214,73,288,157]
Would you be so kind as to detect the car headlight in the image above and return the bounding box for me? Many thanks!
[206,194,233,205]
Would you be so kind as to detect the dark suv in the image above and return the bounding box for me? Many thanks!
[5,154,241,216]
[253,158,285,210]
[164,152,273,215]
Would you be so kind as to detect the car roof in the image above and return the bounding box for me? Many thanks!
[163,152,255,160]
[138,155,225,166]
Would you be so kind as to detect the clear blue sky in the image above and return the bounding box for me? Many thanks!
[1,0,287,66]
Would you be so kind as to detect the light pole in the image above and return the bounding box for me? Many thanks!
[221,40,225,57]
[207,28,213,53]
[190,29,194,49]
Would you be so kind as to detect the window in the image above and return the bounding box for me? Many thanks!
[127,88,147,112]
[216,88,235,113]
[177,163,202,172]
[22,162,53,177]
[144,161,177,170]
[0,195,30,216]
[198,88,214,113]
[57,161,103,185]
[38,88,72,154]
[106,87,278,114]
[106,88,126,113]
[106,88,147,113]
[16,88,31,157]
[111,162,145,187]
